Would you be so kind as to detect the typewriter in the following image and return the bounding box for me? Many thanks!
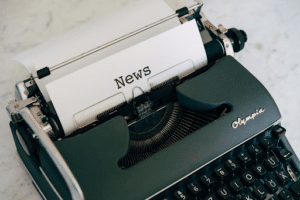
[6,0,300,199]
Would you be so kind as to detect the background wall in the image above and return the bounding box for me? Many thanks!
[0,0,299,199]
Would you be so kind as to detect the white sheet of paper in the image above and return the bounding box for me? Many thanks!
[13,0,180,101]
[46,19,207,135]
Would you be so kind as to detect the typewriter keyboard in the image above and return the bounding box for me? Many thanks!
[152,125,300,200]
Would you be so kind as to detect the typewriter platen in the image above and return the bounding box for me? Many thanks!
[6,0,300,200]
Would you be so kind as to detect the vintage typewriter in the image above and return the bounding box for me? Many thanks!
[6,0,300,199]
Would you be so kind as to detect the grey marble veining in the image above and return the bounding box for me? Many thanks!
[0,0,299,199]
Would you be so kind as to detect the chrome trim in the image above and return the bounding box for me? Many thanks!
[24,79,34,87]
[146,118,281,200]
[32,180,47,200]
[216,39,225,55]
[39,167,63,200]
[32,3,203,77]
[287,165,297,181]
[18,107,85,200]
[200,12,234,57]
[29,106,55,138]
[21,162,47,200]
[15,81,29,101]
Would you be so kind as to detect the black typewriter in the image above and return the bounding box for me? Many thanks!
[6,0,300,199]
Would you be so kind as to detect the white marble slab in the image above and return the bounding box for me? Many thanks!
[0,0,299,199]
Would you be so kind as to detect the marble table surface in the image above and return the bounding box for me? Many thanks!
[0,0,299,199]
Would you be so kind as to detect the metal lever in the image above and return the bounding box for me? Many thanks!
[6,97,38,122]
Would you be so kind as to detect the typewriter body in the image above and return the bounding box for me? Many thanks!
[6,0,300,199]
